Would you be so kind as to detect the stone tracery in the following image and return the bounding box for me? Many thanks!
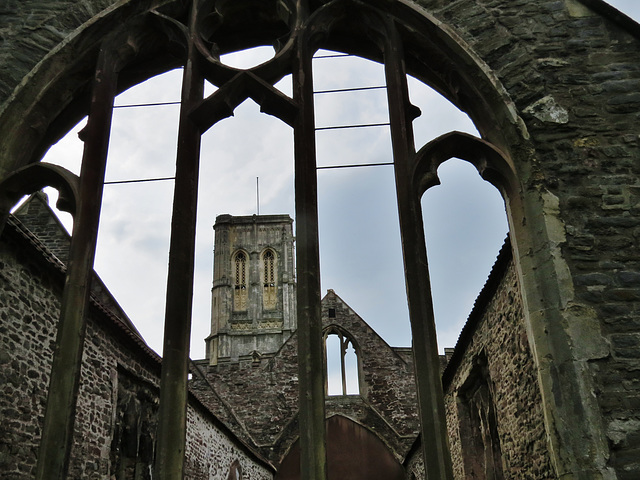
[0,1,636,479]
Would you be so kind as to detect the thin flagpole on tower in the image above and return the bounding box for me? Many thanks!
[256,177,260,215]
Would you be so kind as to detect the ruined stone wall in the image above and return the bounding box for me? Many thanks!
[193,290,419,465]
[184,399,274,480]
[416,2,640,476]
[405,255,554,479]
[0,220,273,479]
[445,260,553,479]
[0,223,61,478]
[192,334,301,463]
[321,291,419,458]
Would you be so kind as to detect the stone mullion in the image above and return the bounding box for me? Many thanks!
[293,7,328,478]
[153,0,204,477]
[35,39,117,480]
[383,19,454,480]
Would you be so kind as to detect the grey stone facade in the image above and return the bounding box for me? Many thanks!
[199,215,554,479]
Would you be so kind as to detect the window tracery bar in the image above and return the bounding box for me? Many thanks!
[35,41,118,480]
[293,15,329,479]
[340,334,348,395]
[153,1,204,477]
[383,19,454,480]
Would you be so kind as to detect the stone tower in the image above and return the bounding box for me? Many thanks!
[205,214,296,364]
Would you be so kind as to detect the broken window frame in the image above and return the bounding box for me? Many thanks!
[457,354,505,480]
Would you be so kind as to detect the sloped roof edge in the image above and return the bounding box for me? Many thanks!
[578,0,640,39]
[441,236,512,390]
[2,211,274,471]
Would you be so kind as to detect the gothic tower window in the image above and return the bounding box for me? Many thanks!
[262,249,277,310]
[233,251,248,311]
[324,328,360,396]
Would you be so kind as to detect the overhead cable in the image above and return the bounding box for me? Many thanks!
[315,122,389,131]
[314,85,386,95]
[113,101,181,109]
[317,162,393,170]
[313,53,351,59]
[104,176,175,185]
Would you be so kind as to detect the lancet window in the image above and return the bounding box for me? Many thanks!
[262,249,277,310]
[324,328,360,396]
[227,460,243,480]
[233,251,248,311]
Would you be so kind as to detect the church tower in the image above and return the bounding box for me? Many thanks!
[205,214,296,365]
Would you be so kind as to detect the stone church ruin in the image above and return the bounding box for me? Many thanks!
[1,0,639,479]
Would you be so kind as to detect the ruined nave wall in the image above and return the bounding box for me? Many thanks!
[0,218,273,479]
[405,247,554,479]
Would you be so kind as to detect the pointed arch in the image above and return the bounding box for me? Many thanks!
[323,326,361,396]
[413,131,517,199]
[233,250,249,312]
[275,415,404,480]
[227,459,243,480]
[261,248,278,310]
[0,162,80,232]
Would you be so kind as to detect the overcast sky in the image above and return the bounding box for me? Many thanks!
[41,1,639,359]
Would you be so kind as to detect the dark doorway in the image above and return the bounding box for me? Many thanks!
[276,416,404,480]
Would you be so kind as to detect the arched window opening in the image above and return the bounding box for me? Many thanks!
[226,459,243,480]
[262,249,277,310]
[325,330,360,396]
[344,342,359,395]
[39,48,487,363]
[233,251,248,311]
[325,334,342,395]
[420,159,508,353]
[30,15,512,480]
